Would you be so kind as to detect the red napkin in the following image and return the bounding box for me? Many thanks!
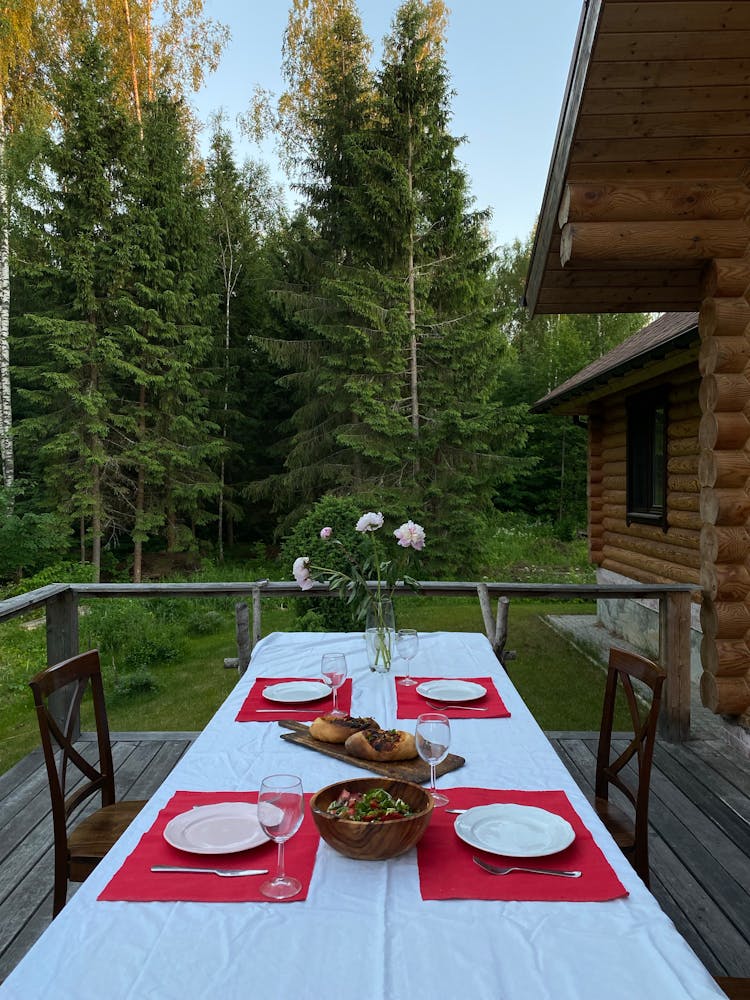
[417,787,628,902]
[396,677,510,720]
[98,790,320,903]
[235,677,353,722]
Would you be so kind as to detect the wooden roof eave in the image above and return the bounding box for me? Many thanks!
[524,0,601,316]
[524,0,750,317]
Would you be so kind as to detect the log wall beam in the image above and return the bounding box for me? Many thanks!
[589,413,604,562]
[705,255,750,298]
[561,220,750,268]
[559,181,750,228]
[699,264,750,717]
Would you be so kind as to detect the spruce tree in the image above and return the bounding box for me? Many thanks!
[113,95,219,579]
[256,4,410,516]
[14,34,134,579]
[204,119,291,553]
[363,0,527,569]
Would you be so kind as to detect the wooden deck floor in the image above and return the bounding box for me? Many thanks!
[1,731,749,984]
[0,732,196,984]
[550,732,750,978]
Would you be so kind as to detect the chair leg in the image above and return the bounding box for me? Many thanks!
[634,847,650,888]
[52,878,67,917]
[52,847,68,917]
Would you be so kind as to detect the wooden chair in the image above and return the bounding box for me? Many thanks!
[593,646,666,888]
[29,650,146,916]
[715,978,750,1000]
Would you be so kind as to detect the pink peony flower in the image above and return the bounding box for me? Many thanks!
[394,520,426,550]
[355,511,384,533]
[292,556,314,590]
[319,526,332,539]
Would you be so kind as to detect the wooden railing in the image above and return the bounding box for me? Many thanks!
[0,580,695,742]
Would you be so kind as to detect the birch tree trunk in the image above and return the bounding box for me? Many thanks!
[0,98,15,497]
[217,207,240,563]
[123,0,143,128]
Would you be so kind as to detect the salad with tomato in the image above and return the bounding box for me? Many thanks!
[325,787,415,822]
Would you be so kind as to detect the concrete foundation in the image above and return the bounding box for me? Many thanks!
[595,568,703,683]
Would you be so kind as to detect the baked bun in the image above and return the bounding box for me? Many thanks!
[344,728,418,762]
[309,714,380,744]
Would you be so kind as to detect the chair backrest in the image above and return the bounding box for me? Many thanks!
[596,647,666,833]
[28,650,116,838]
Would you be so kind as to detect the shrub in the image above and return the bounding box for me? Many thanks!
[185,609,226,635]
[481,511,594,584]
[3,560,94,598]
[112,667,158,699]
[0,489,70,585]
[81,599,186,673]
[281,496,375,631]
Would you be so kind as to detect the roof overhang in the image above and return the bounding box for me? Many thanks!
[525,0,750,316]
[533,315,699,415]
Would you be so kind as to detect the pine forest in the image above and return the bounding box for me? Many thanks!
[0,0,647,588]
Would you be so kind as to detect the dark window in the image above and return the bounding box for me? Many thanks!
[626,390,668,529]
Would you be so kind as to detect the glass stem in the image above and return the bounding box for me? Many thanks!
[276,840,286,881]
[430,763,437,793]
[332,688,338,712]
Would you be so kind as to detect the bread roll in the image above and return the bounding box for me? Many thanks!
[344,729,418,761]
[308,714,379,744]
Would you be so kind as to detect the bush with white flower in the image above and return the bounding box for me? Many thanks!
[292,508,425,622]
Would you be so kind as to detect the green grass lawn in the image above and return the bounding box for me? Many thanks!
[0,517,619,777]
[0,595,627,776]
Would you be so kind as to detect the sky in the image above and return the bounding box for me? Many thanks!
[191,1,583,250]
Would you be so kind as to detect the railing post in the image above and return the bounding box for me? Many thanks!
[235,602,251,675]
[658,590,691,742]
[476,585,514,667]
[252,586,263,651]
[45,588,80,736]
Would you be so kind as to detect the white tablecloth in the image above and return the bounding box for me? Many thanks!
[1,631,724,1000]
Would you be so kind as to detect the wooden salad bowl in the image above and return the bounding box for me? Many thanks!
[310,776,434,861]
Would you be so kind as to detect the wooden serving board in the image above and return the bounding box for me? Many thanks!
[277,720,465,783]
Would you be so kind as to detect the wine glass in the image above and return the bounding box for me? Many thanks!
[257,774,305,900]
[415,712,451,807]
[321,652,348,717]
[396,628,419,686]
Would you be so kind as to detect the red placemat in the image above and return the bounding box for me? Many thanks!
[396,677,510,720]
[417,787,628,902]
[98,790,320,903]
[236,677,353,722]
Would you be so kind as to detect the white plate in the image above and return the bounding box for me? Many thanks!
[262,681,332,703]
[163,803,270,855]
[454,804,575,858]
[416,679,487,702]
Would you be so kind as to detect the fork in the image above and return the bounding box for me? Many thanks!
[473,856,581,878]
[151,865,268,877]
[425,700,488,711]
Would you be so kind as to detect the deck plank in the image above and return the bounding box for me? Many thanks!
[550,732,750,978]
[0,733,197,984]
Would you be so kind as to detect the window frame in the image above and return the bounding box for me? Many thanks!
[626,388,669,531]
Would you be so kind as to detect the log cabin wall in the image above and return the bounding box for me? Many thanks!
[523,0,750,719]
[590,367,702,589]
[588,413,604,564]
[698,271,750,715]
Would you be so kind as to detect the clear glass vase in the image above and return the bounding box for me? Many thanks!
[365,597,395,673]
